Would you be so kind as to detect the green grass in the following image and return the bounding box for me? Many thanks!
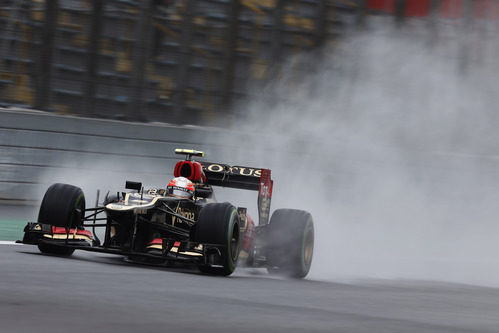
[0,220,25,241]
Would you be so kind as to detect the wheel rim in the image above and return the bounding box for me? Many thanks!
[303,226,314,267]
[230,223,240,261]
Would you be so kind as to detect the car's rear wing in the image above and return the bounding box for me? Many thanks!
[203,162,273,225]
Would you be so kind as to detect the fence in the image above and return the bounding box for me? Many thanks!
[0,0,355,124]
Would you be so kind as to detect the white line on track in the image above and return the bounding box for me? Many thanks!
[0,241,23,245]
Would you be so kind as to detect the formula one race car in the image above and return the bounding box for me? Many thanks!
[21,149,314,278]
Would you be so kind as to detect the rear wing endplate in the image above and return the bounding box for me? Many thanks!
[203,162,273,225]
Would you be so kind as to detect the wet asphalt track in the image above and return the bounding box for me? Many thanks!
[1,244,499,333]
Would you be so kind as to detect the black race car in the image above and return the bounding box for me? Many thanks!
[21,149,314,278]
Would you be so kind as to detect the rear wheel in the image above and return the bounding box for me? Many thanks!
[266,209,314,278]
[37,183,85,256]
[195,202,240,276]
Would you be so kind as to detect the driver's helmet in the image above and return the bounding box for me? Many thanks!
[167,176,195,198]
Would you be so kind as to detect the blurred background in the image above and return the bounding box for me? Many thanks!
[0,0,349,124]
[0,0,495,124]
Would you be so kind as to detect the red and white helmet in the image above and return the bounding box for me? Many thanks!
[167,177,195,198]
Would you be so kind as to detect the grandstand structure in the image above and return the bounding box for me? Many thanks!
[0,0,496,124]
[0,0,357,123]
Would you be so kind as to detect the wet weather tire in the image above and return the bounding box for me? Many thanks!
[195,202,240,276]
[266,209,314,278]
[37,183,85,256]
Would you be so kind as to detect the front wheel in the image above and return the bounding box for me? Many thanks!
[36,183,86,256]
[38,183,86,228]
[266,209,314,278]
[195,202,240,276]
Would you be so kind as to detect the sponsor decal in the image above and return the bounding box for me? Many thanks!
[169,186,192,194]
[258,169,273,224]
[258,169,273,197]
[206,163,262,177]
[206,163,224,173]
[171,205,195,226]
[234,167,261,177]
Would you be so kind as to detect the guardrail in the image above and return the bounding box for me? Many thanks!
[0,107,249,204]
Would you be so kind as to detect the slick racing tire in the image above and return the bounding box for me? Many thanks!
[266,209,314,279]
[37,183,86,256]
[195,202,241,276]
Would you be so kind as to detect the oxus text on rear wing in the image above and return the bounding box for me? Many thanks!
[203,162,273,225]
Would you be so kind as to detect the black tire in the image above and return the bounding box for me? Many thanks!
[38,183,86,228]
[37,183,85,256]
[195,202,240,276]
[266,209,314,278]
